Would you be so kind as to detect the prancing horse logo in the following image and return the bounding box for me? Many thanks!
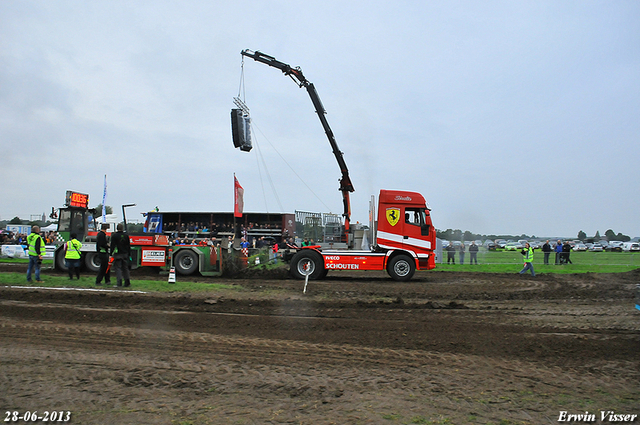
[386,208,400,226]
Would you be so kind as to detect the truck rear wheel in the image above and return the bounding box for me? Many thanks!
[387,254,415,282]
[290,250,325,280]
[174,249,198,275]
[55,249,68,272]
[84,252,101,273]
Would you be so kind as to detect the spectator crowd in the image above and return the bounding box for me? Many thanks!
[0,230,58,246]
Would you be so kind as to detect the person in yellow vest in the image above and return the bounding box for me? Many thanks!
[26,225,46,283]
[518,242,536,276]
[64,232,82,280]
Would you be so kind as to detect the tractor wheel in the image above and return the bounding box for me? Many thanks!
[55,249,68,272]
[174,250,199,275]
[84,252,101,273]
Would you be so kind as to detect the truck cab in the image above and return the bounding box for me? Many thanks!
[374,189,434,266]
[289,189,436,282]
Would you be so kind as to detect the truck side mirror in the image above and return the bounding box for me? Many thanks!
[421,224,430,236]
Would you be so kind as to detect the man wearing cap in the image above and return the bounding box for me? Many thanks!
[95,223,111,285]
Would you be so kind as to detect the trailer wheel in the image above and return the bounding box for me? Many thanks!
[174,250,198,275]
[84,252,101,273]
[55,249,68,272]
[387,254,415,282]
[290,250,325,280]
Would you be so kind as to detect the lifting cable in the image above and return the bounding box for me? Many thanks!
[237,56,245,100]
[236,57,332,214]
[252,128,283,212]
[237,57,282,213]
[251,123,331,212]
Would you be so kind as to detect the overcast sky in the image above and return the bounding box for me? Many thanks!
[1,1,638,238]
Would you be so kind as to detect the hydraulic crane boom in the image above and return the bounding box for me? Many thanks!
[241,49,355,234]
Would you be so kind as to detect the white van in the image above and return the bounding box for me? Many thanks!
[622,242,640,252]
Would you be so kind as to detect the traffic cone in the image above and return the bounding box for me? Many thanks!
[168,267,176,284]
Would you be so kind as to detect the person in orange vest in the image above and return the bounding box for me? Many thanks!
[64,232,82,280]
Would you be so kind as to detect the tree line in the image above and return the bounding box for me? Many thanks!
[437,228,631,242]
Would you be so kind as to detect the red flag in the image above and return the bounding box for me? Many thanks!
[234,175,244,218]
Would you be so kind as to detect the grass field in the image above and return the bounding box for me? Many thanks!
[438,249,640,273]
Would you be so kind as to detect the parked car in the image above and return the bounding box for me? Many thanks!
[608,241,624,252]
[496,240,507,249]
[589,243,604,252]
[504,242,523,251]
[573,243,588,252]
[622,242,640,252]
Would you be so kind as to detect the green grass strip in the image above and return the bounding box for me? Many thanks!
[0,272,238,293]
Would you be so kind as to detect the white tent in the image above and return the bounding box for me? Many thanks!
[41,223,57,232]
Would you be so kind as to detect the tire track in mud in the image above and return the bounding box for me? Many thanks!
[0,316,499,368]
[2,273,639,425]
[2,316,637,398]
[0,303,638,379]
[2,316,638,425]
[1,294,638,368]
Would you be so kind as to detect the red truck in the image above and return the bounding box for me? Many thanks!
[238,51,436,281]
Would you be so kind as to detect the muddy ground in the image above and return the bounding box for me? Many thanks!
[1,265,639,424]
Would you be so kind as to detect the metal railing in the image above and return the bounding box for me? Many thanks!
[294,211,342,243]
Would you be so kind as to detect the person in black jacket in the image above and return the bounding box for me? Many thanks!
[95,223,111,285]
[562,241,573,265]
[445,242,456,264]
[542,240,551,265]
[110,223,131,287]
[469,241,479,264]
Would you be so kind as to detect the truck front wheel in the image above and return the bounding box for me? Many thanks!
[387,254,415,282]
[174,250,199,275]
[290,250,325,280]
